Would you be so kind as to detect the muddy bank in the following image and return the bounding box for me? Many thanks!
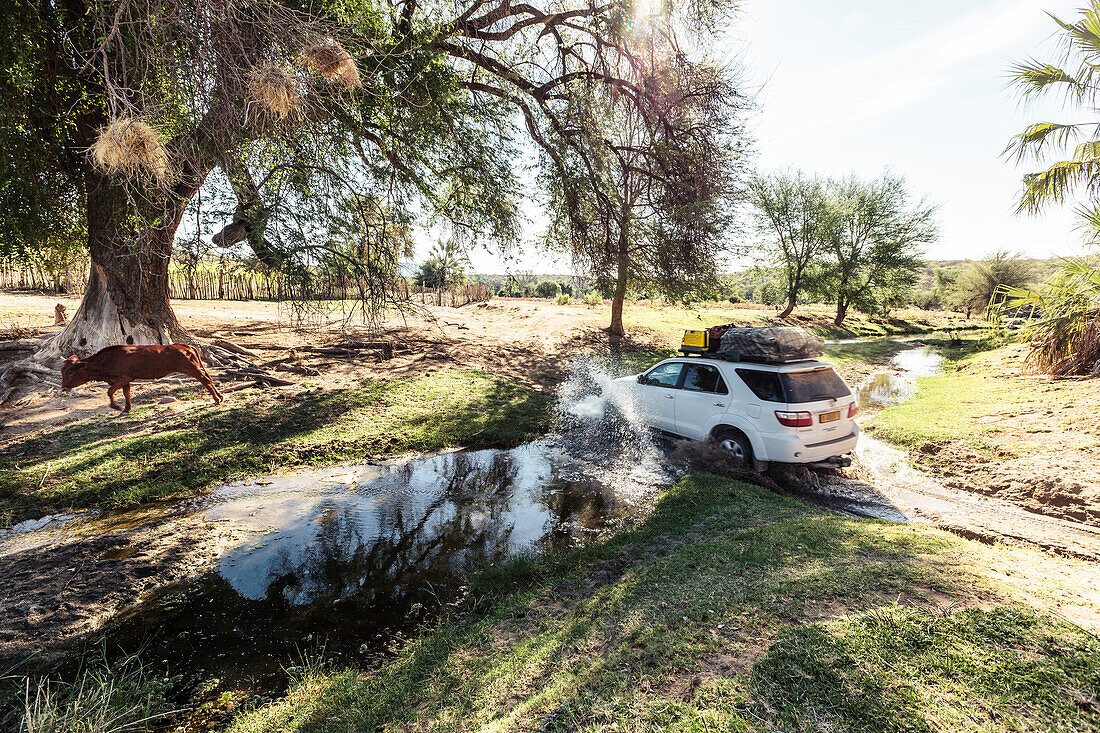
[0,387,672,681]
[0,507,253,672]
[913,441,1100,526]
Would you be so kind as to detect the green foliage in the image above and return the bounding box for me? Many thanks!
[818,174,934,323]
[533,280,561,298]
[554,292,571,305]
[997,257,1100,375]
[946,250,1035,317]
[750,171,934,321]
[583,291,603,306]
[416,240,468,289]
[18,656,175,733]
[748,170,830,315]
[752,606,1099,732]
[541,25,749,334]
[1006,2,1100,241]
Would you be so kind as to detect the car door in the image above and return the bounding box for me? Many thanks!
[674,363,730,439]
[636,361,684,432]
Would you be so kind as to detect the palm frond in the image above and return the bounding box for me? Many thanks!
[1073,202,1100,244]
[1008,59,1084,100]
[1017,159,1100,214]
[995,257,1100,376]
[1048,6,1100,61]
[1005,121,1087,161]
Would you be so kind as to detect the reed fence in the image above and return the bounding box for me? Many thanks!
[0,264,490,306]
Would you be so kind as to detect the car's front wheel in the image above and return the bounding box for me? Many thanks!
[713,429,753,467]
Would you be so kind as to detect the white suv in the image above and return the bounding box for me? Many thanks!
[611,356,859,469]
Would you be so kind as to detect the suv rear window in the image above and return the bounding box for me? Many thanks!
[737,367,850,403]
[780,368,851,403]
[736,369,783,402]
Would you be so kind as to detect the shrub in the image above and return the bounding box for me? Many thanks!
[533,280,561,298]
[555,293,571,305]
[583,291,602,306]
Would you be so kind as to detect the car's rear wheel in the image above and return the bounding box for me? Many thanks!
[714,429,753,467]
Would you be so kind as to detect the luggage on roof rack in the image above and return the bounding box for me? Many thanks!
[679,325,824,364]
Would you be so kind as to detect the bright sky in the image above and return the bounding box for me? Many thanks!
[442,0,1093,274]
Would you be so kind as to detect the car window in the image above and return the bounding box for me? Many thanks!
[682,364,728,395]
[780,368,851,402]
[643,362,684,388]
[736,369,783,403]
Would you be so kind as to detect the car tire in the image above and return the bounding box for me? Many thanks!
[713,429,753,467]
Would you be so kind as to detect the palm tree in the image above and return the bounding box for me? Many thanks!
[1004,3,1100,376]
[997,259,1100,376]
[1007,3,1100,233]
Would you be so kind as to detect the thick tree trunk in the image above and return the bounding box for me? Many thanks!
[834,299,849,327]
[608,242,629,337]
[778,293,796,319]
[36,174,191,365]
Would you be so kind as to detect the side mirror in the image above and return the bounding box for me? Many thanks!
[636,374,647,385]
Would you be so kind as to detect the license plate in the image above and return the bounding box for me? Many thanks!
[819,410,840,423]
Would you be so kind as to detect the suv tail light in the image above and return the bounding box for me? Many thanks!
[847,402,859,418]
[775,410,812,427]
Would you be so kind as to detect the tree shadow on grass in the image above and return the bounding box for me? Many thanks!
[221,475,1094,733]
[0,371,551,524]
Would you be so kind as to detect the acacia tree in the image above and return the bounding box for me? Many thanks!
[748,171,829,318]
[1,0,727,377]
[543,7,747,336]
[822,174,935,325]
[948,250,1035,318]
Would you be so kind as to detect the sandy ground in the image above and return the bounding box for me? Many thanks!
[0,293,657,438]
[909,345,1100,527]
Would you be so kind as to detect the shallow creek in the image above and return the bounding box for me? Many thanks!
[0,340,953,714]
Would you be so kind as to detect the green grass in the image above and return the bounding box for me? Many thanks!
[13,655,176,733]
[864,337,1024,449]
[0,369,551,526]
[223,475,1100,733]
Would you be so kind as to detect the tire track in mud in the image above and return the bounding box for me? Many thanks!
[778,434,1100,562]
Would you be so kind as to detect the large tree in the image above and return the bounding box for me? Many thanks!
[0,0,725,375]
[947,250,1035,318]
[748,171,829,319]
[821,174,935,326]
[542,6,747,336]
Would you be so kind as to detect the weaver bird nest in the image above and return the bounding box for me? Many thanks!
[248,64,302,119]
[302,43,361,90]
[90,117,173,186]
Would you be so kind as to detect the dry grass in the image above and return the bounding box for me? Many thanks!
[89,117,172,187]
[302,43,361,90]
[248,64,301,119]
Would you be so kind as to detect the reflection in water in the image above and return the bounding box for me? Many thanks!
[87,360,673,697]
[855,346,943,409]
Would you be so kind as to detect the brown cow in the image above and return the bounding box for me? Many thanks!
[60,344,224,413]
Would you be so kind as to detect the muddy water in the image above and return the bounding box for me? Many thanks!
[1,360,675,702]
[853,346,943,410]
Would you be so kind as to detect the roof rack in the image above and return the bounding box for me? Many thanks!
[678,348,823,366]
[679,348,742,362]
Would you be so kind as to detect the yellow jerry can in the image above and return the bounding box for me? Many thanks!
[680,329,709,353]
